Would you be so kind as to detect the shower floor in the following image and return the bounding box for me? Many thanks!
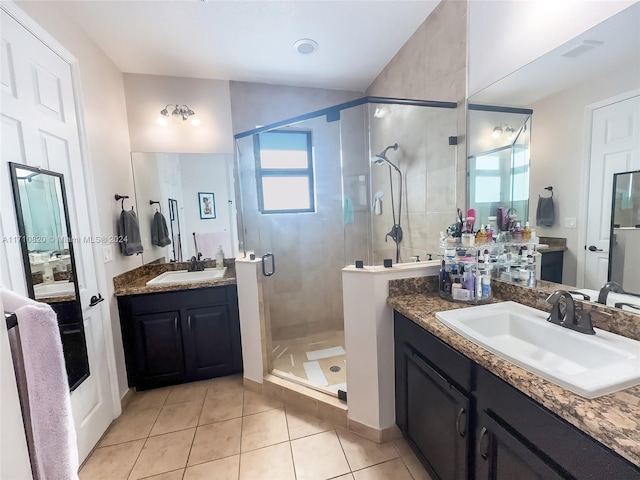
[271,330,346,395]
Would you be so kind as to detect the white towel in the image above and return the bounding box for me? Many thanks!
[15,303,79,480]
[195,231,232,259]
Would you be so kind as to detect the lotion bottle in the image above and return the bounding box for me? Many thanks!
[215,246,225,270]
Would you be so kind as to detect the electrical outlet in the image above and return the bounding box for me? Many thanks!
[564,217,577,228]
[102,245,113,263]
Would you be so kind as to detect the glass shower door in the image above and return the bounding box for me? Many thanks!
[236,114,348,396]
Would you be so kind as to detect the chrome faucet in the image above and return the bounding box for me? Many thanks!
[597,281,624,304]
[546,290,595,335]
[187,254,205,272]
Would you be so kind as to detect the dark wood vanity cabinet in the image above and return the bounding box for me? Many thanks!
[394,311,640,480]
[118,285,242,390]
[540,250,564,283]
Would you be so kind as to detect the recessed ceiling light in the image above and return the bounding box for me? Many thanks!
[294,38,318,55]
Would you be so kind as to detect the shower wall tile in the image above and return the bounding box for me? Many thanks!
[426,166,457,213]
[406,174,426,213]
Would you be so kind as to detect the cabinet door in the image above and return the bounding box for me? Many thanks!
[134,311,185,389]
[405,347,470,480]
[183,306,236,380]
[476,410,565,480]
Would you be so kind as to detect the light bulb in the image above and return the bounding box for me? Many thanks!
[156,117,169,127]
[492,126,502,139]
[191,117,201,127]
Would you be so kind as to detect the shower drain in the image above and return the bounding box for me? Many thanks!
[329,366,341,372]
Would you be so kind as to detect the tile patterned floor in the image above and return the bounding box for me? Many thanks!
[80,375,432,480]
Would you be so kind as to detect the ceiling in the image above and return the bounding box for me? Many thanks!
[55,0,440,91]
[470,2,640,106]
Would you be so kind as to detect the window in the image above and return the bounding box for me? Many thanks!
[254,130,315,214]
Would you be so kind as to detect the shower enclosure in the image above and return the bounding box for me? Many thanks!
[235,97,457,396]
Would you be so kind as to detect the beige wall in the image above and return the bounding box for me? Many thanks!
[17,0,137,398]
[123,73,234,154]
[366,0,467,263]
[528,66,640,285]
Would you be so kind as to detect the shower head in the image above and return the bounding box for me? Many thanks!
[371,143,400,172]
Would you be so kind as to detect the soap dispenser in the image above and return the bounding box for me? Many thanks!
[215,246,225,270]
[43,261,54,284]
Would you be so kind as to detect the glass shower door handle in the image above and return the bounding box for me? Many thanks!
[261,253,275,277]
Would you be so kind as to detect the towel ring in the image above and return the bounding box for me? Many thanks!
[543,186,553,198]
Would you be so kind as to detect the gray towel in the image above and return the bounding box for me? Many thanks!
[536,196,555,227]
[151,211,172,247]
[118,209,143,255]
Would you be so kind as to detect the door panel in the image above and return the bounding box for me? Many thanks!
[406,349,469,480]
[585,96,640,289]
[184,306,234,379]
[1,9,116,462]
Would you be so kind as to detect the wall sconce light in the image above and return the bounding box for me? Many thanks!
[156,104,200,126]
[492,123,516,139]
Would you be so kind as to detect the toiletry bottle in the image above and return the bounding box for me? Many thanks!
[43,261,54,284]
[476,226,487,245]
[475,263,485,299]
[486,223,493,243]
[463,268,475,299]
[482,272,491,298]
[524,221,532,241]
[512,221,523,242]
[215,246,225,270]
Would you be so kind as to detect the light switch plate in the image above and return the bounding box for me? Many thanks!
[564,217,577,228]
[102,245,113,263]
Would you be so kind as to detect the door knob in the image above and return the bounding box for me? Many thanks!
[588,245,603,252]
[89,294,104,307]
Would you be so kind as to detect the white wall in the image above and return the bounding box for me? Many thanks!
[16,0,137,400]
[180,153,234,259]
[123,73,234,154]
[528,66,640,285]
[468,0,635,95]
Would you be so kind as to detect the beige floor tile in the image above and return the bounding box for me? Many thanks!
[291,430,351,480]
[141,469,185,480]
[184,455,240,480]
[243,389,284,415]
[330,475,355,480]
[150,401,202,436]
[165,383,208,405]
[239,442,295,480]
[401,450,433,480]
[188,417,242,466]
[206,374,244,396]
[285,406,334,440]
[129,428,195,479]
[336,428,398,472]
[99,406,161,447]
[127,388,171,411]
[352,458,413,480]
[79,439,144,480]
[200,390,244,425]
[393,437,412,456]
[241,408,289,452]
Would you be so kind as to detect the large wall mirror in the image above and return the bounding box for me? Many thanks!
[130,152,238,264]
[610,170,640,295]
[9,162,90,391]
[466,3,640,307]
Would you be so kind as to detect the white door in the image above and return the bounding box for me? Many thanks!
[1,9,116,462]
[583,95,640,289]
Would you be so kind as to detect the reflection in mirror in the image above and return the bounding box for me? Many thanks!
[131,152,238,264]
[610,170,640,295]
[467,106,531,226]
[466,3,640,307]
[9,162,90,390]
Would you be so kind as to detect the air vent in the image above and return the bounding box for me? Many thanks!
[561,40,604,58]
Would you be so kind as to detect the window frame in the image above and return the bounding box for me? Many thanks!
[254,129,315,214]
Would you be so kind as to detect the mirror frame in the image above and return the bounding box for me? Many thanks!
[8,162,89,390]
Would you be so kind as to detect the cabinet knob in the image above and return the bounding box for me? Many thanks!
[455,407,467,437]
[188,315,192,329]
[174,317,178,332]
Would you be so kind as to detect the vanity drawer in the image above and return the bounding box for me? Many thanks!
[126,286,229,314]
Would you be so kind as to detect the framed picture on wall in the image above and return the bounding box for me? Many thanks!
[198,192,216,219]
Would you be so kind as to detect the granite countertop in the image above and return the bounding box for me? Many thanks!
[538,245,567,253]
[114,261,236,297]
[387,293,640,467]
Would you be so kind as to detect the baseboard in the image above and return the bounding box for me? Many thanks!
[346,419,402,444]
[243,377,263,394]
[120,388,135,412]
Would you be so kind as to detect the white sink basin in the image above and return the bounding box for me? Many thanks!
[146,268,227,286]
[436,301,640,398]
[34,281,76,298]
